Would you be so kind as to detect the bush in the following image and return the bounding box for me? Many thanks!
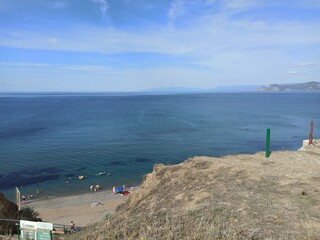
[20,207,42,222]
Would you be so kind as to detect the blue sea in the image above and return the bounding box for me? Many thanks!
[0,92,319,201]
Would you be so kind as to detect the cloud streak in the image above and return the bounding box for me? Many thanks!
[223,0,261,11]
[91,0,109,18]
[1,16,319,57]
[168,0,185,24]
[0,62,113,72]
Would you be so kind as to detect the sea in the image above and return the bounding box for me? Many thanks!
[0,92,319,201]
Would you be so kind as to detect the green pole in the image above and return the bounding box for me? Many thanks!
[16,224,20,240]
[266,128,271,158]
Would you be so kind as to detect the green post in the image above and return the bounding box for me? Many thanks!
[266,128,271,158]
[16,224,20,240]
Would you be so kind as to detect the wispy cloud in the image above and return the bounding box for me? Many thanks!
[2,14,318,56]
[287,71,307,75]
[0,62,112,72]
[287,62,320,77]
[299,62,317,67]
[223,0,261,11]
[91,0,109,18]
[168,0,185,24]
[1,1,319,57]
[49,38,58,44]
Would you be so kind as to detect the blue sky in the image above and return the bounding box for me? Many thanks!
[0,0,319,91]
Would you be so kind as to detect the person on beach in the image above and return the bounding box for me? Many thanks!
[91,202,102,207]
[22,194,26,204]
[113,185,130,195]
[36,187,40,195]
[70,221,75,233]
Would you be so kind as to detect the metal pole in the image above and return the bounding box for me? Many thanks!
[309,121,314,145]
[266,128,271,158]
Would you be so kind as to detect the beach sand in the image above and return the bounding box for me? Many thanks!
[27,190,126,227]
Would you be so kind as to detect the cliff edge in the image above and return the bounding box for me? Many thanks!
[73,141,320,239]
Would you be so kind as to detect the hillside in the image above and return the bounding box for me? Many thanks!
[257,81,320,92]
[71,140,320,240]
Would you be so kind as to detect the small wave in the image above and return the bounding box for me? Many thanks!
[94,171,111,176]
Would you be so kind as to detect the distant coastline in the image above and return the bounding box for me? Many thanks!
[257,81,320,92]
[1,82,320,95]
[145,82,320,93]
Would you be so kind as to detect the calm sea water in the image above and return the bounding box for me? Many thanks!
[0,92,319,200]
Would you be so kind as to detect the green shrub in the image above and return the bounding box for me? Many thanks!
[20,207,42,222]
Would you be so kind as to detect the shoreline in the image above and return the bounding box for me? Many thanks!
[8,140,319,228]
[26,189,129,227]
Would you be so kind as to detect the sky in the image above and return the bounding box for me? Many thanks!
[0,0,320,92]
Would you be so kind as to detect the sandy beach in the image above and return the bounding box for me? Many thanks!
[27,190,127,227]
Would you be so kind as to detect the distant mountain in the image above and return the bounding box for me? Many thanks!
[143,85,262,93]
[211,85,263,92]
[257,81,320,92]
[143,87,205,92]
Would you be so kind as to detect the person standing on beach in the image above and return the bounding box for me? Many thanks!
[70,221,75,233]
[22,194,26,204]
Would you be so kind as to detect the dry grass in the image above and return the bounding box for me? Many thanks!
[69,141,320,240]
